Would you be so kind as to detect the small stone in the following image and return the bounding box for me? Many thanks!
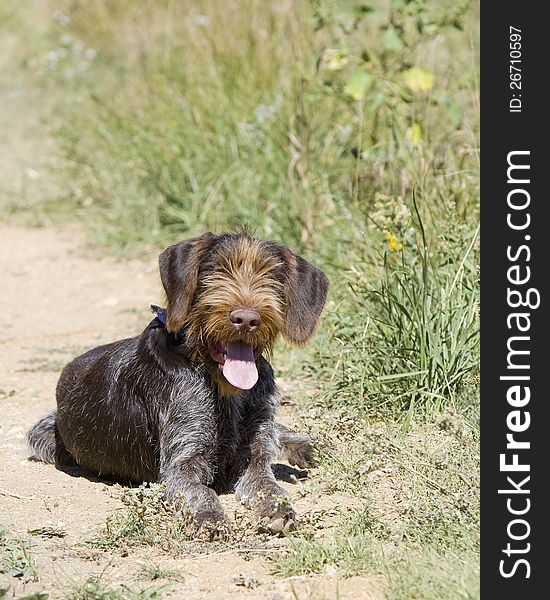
[232,574,260,589]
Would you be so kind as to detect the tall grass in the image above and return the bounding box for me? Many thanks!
[313,193,479,421]
[32,1,477,252]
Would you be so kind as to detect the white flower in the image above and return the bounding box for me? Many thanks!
[194,14,210,27]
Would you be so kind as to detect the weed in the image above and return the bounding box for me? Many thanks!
[89,484,193,551]
[10,1,476,258]
[136,564,184,583]
[68,578,168,600]
[0,525,39,584]
[28,526,67,539]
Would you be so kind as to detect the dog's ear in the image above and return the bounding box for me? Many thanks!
[159,232,216,332]
[281,249,329,346]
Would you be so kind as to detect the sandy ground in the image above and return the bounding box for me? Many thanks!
[0,225,383,599]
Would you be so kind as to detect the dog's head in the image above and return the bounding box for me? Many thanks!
[159,232,329,393]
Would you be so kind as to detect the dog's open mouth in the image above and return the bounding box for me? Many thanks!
[208,340,261,390]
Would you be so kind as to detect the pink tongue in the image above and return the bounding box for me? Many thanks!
[223,343,258,390]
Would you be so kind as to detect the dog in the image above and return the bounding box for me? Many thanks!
[27,231,329,534]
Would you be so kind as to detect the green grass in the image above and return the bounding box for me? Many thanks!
[272,406,480,599]
[6,0,479,255]
[136,565,184,584]
[67,579,168,600]
[311,197,479,422]
[0,525,39,584]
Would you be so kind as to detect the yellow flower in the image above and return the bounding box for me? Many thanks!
[406,122,422,146]
[385,231,402,252]
[403,66,435,93]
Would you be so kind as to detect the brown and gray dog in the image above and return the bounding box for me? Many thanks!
[27,231,329,534]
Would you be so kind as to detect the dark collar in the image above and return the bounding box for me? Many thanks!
[150,304,188,343]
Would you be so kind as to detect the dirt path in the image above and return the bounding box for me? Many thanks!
[0,225,382,599]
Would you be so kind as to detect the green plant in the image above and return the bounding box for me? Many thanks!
[21,0,475,258]
[0,525,39,584]
[136,564,184,583]
[313,195,478,423]
[68,578,168,600]
[89,484,192,550]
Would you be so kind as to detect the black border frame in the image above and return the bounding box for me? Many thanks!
[481,2,548,595]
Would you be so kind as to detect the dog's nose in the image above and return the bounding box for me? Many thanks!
[229,309,261,332]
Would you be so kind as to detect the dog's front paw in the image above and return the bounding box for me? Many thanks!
[256,495,297,536]
[261,511,297,535]
[287,438,317,469]
[194,509,230,541]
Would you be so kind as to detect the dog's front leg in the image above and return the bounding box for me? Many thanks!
[159,451,225,532]
[235,421,297,534]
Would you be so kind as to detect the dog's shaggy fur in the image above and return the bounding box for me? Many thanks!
[27,232,329,532]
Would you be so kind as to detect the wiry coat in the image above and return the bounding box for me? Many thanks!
[27,232,329,531]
